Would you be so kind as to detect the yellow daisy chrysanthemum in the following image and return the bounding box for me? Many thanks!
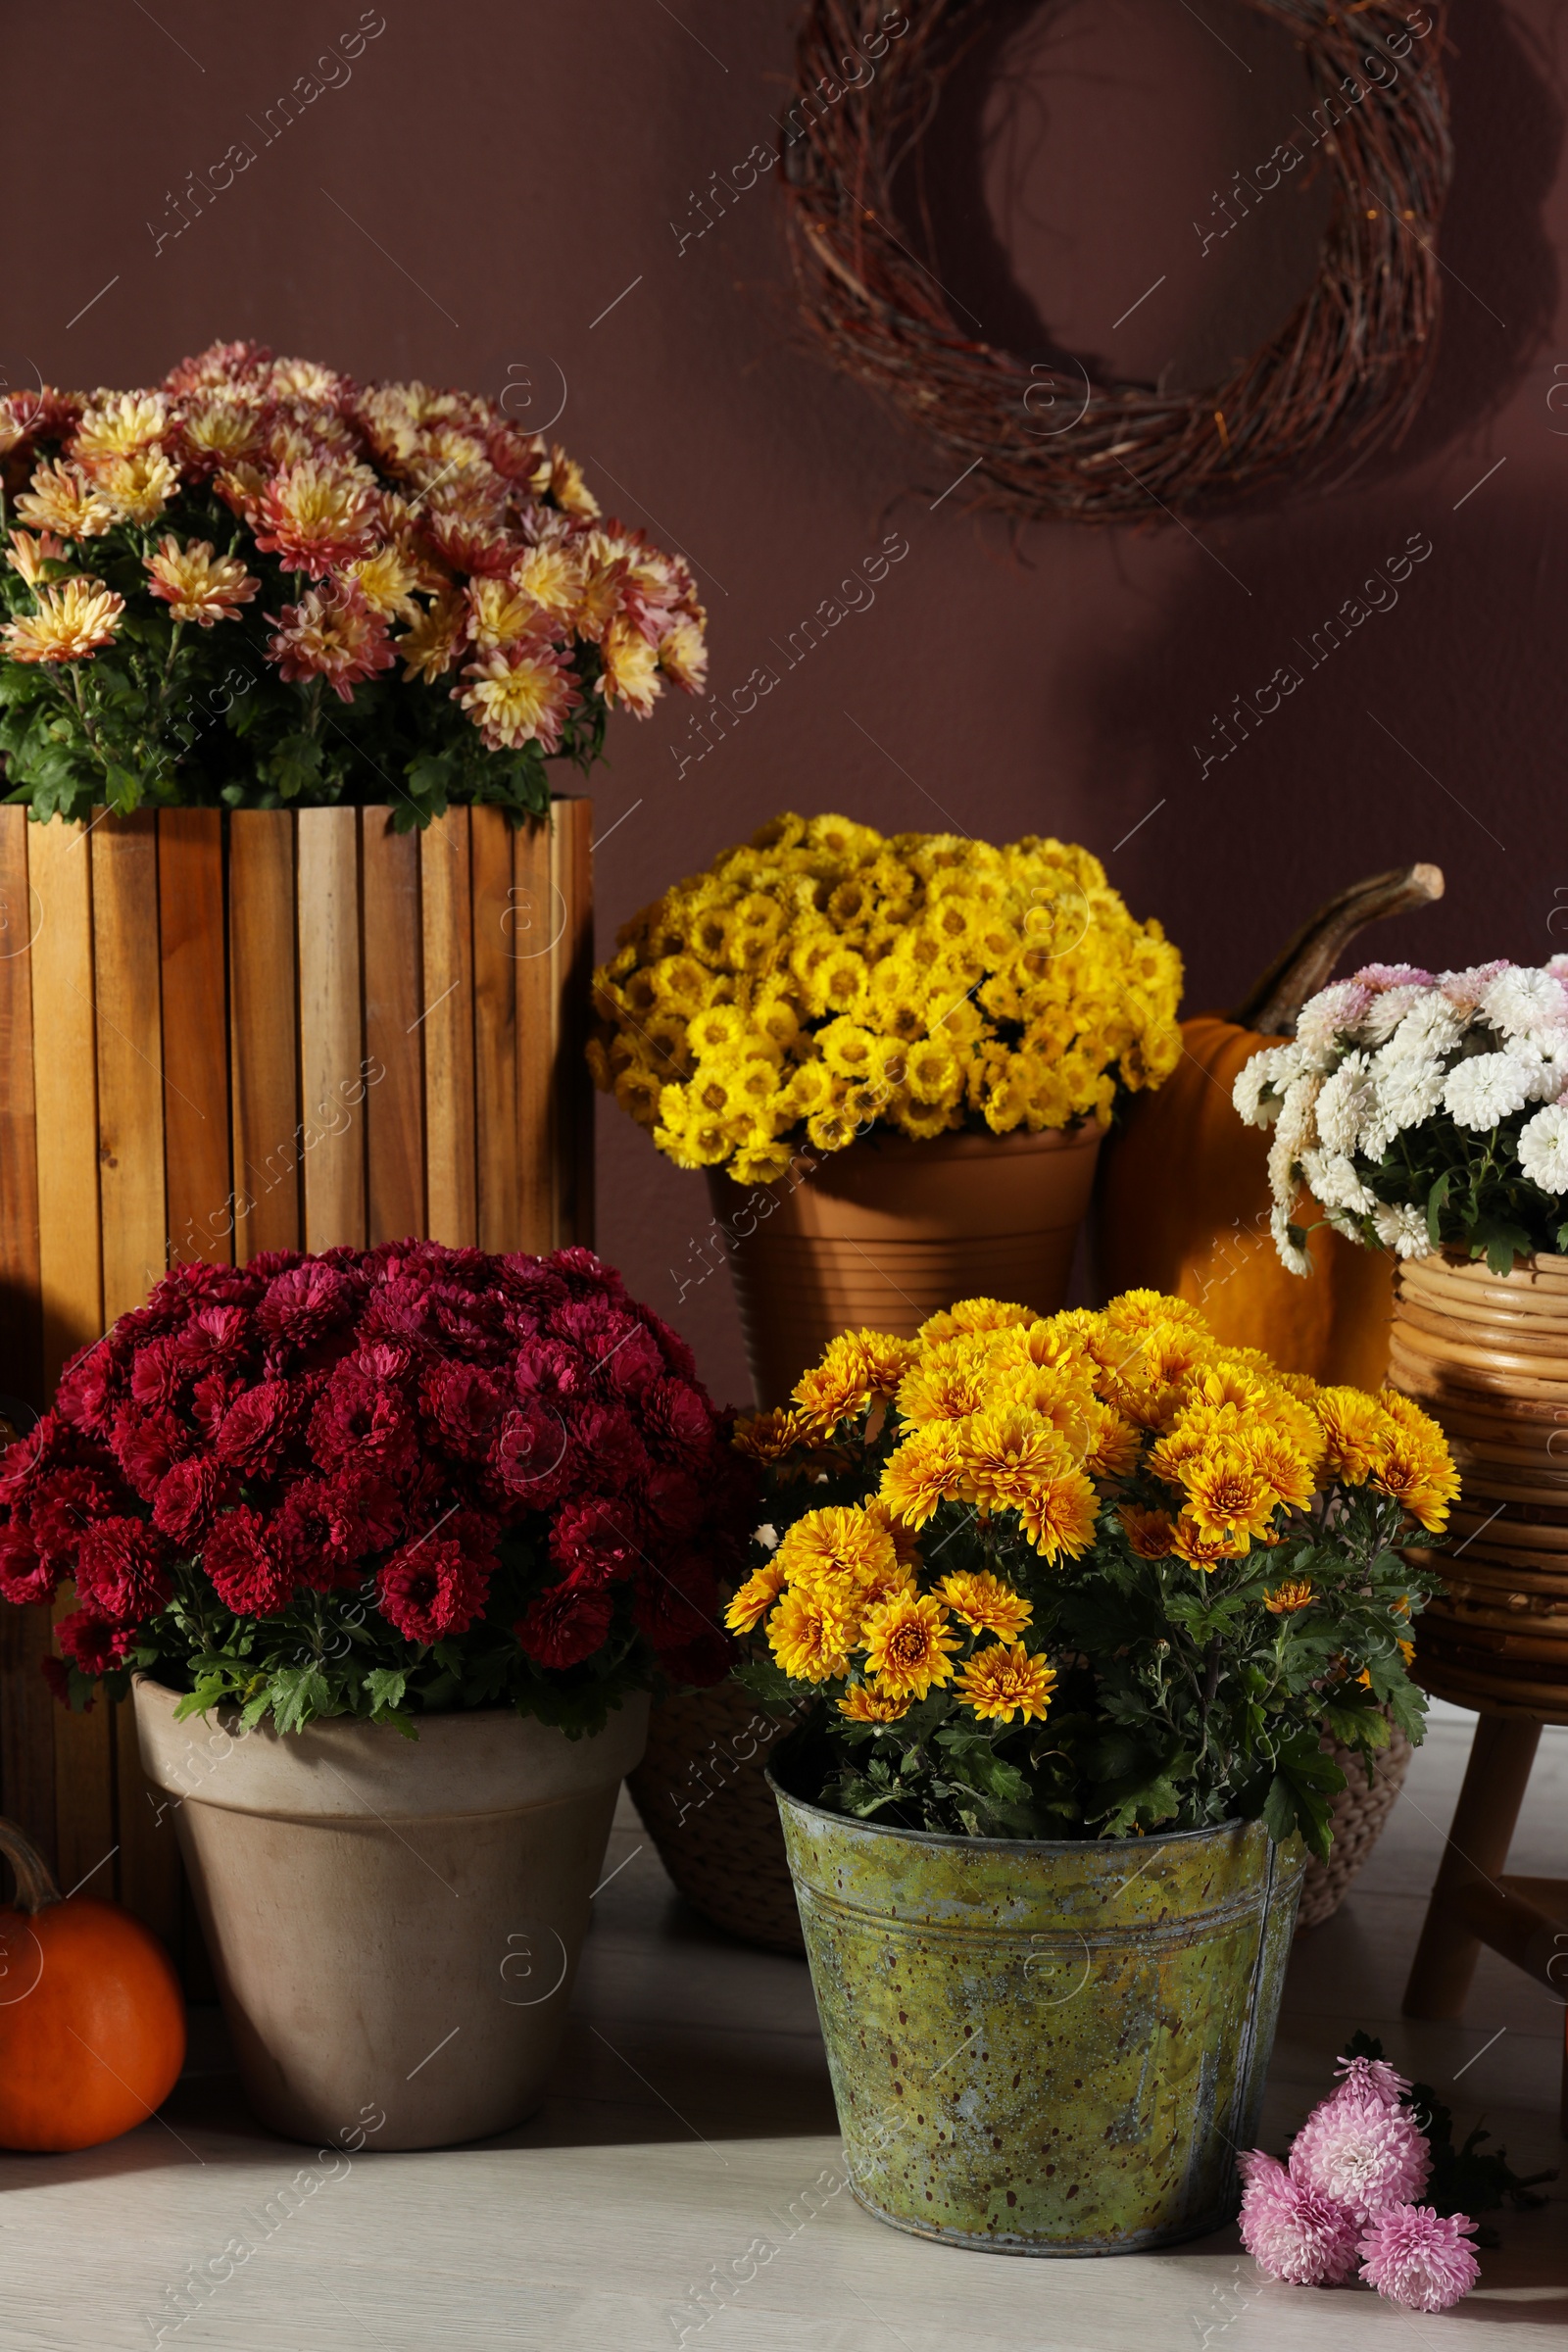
[1265,1577,1316,1615]
[937,1570,1032,1641]
[860,1591,961,1701]
[838,1683,911,1724]
[775,1504,897,1590]
[880,1426,966,1530]
[955,1642,1056,1724]
[766,1585,857,1684]
[723,1559,788,1634]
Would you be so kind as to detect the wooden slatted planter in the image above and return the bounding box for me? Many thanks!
[0,797,593,1971]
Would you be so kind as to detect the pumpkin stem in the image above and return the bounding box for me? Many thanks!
[1230,863,1445,1034]
[0,1815,64,1914]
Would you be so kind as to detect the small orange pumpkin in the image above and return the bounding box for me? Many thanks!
[0,1815,186,2151]
[1096,864,1445,1386]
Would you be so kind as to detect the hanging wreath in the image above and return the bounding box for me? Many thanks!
[779,1,1453,524]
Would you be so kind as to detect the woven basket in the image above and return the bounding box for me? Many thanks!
[624,1681,808,1955]
[1297,1725,1414,1932]
[628,1690,1411,1950]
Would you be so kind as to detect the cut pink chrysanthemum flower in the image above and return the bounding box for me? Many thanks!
[1358,2204,1480,2313]
[1290,2092,1431,2225]
[1238,2151,1361,2286]
[1331,2054,1410,2109]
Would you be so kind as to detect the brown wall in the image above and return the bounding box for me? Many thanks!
[5,0,1564,1405]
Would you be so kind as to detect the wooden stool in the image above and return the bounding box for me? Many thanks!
[1402,1713,1568,2133]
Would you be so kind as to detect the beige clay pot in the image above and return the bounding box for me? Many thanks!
[133,1676,648,2150]
[709,1122,1102,1406]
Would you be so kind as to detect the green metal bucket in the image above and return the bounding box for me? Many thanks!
[771,1773,1305,2255]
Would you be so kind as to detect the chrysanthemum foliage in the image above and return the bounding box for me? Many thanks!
[0,1244,754,1737]
[729,1291,1455,1849]
[0,344,706,828]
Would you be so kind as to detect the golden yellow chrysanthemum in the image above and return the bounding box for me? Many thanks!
[793,1336,877,1432]
[880,1426,966,1530]
[838,1682,911,1724]
[1370,1426,1459,1533]
[1118,1504,1176,1560]
[731,1406,810,1463]
[1311,1388,1388,1486]
[860,1591,961,1700]
[937,1570,1032,1641]
[961,1407,1075,1514]
[1169,1510,1244,1571]
[766,1585,857,1683]
[775,1504,896,1591]
[1240,1429,1315,1512]
[1265,1577,1315,1615]
[955,1642,1056,1724]
[144,535,259,626]
[1016,1469,1100,1561]
[723,1559,788,1634]
[2,576,124,663]
[1179,1447,1279,1549]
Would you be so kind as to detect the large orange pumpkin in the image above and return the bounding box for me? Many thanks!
[1096,864,1444,1386]
[0,1815,186,2151]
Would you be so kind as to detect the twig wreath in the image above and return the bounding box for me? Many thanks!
[779,1,1453,523]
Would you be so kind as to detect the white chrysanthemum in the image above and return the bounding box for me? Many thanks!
[1443,1051,1536,1132]
[1301,1148,1376,1214]
[1359,984,1430,1047]
[1270,1200,1311,1276]
[1267,1126,1300,1211]
[1481,965,1568,1042]
[1504,1034,1568,1103]
[1295,981,1374,1069]
[1317,1052,1389,1158]
[1373,1049,1448,1135]
[1388,993,1467,1058]
[1517,1101,1568,1194]
[1233,1043,1300,1129]
[1274,1073,1321,1160]
[1374,1202,1434,1259]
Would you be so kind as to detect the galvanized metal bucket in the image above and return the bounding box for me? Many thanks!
[771,1775,1305,2255]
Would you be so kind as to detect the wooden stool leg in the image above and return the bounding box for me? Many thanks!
[1403,1715,1542,2021]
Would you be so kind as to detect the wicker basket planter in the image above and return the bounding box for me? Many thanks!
[1296,1725,1413,1932]
[1388,1250,1568,1721]
[0,798,593,1966]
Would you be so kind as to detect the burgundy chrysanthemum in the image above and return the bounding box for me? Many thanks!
[111,1402,191,1501]
[1358,2205,1480,2312]
[55,1607,137,1675]
[152,1455,238,1548]
[0,1525,58,1606]
[215,1380,298,1476]
[0,1240,742,1708]
[421,1361,504,1459]
[376,1536,489,1642]
[514,1572,613,1669]
[202,1506,293,1615]
[74,1516,172,1623]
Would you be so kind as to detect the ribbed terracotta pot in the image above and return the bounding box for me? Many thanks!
[133,1676,648,2150]
[772,1772,1304,2254]
[710,1124,1102,1407]
[1388,1250,1568,1722]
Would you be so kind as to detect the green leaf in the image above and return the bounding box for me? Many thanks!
[365,1667,408,1716]
[268,1664,332,1735]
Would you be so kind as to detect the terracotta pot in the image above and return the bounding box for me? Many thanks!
[1387,1251,1568,1722]
[133,1676,648,2150]
[710,1124,1102,1407]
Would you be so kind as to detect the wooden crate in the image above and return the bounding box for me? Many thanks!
[0,798,593,1971]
